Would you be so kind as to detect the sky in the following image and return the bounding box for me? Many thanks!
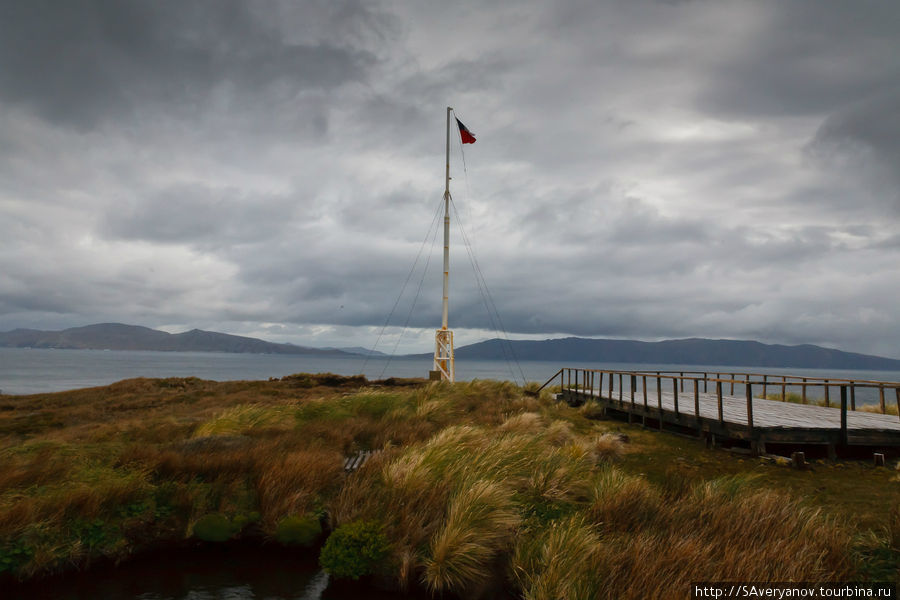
[1,0,899,358]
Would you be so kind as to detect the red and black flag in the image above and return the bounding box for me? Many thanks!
[456,118,476,144]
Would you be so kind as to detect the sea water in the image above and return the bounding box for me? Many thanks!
[2,347,900,404]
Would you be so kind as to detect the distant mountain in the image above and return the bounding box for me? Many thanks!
[325,346,388,357]
[439,337,900,370]
[0,323,353,356]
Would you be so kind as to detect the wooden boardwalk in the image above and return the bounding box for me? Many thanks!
[548,368,900,457]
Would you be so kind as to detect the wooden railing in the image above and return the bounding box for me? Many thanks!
[542,368,900,432]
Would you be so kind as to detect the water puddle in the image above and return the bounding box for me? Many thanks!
[4,542,409,600]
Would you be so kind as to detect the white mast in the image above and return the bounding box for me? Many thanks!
[431,106,455,382]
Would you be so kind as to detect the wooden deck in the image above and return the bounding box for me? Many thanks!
[549,368,900,457]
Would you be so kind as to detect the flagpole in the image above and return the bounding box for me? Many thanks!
[431,107,455,382]
[442,107,450,331]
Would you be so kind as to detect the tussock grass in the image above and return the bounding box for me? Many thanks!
[422,480,520,593]
[760,392,820,404]
[511,515,602,600]
[860,403,900,416]
[761,392,899,415]
[588,467,663,533]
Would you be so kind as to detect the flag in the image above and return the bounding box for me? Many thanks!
[456,117,476,144]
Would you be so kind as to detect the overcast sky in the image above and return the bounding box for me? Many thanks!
[1,0,899,358]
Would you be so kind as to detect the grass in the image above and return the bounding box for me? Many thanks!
[0,373,897,596]
[759,391,900,415]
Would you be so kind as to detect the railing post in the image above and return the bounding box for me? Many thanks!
[618,373,623,405]
[673,377,679,417]
[802,378,807,404]
[642,375,648,409]
[679,372,684,393]
[895,388,900,423]
[781,376,786,401]
[703,372,708,393]
[730,374,735,395]
[879,386,885,414]
[824,381,830,407]
[762,374,768,400]
[716,381,723,424]
[840,386,848,446]
[850,384,856,411]
[656,376,662,413]
[630,375,636,407]
[608,371,613,400]
[746,381,754,433]
[693,378,700,417]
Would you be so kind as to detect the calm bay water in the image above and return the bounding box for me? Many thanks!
[0,347,564,395]
[2,347,900,404]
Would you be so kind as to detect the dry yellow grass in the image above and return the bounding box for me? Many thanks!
[255,448,343,524]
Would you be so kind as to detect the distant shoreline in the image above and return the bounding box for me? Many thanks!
[3,323,900,370]
[3,347,900,397]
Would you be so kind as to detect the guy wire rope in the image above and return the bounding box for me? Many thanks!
[361,196,444,375]
[377,198,443,379]
[450,197,527,387]
[453,134,527,386]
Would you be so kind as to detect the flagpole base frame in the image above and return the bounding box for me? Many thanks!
[432,328,455,382]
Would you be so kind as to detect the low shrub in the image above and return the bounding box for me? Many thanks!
[319,520,390,580]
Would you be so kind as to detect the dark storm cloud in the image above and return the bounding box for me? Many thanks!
[2,0,900,358]
[102,183,296,246]
[0,0,374,128]
[694,2,900,118]
[809,87,900,208]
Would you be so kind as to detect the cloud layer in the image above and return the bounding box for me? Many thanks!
[2,0,899,357]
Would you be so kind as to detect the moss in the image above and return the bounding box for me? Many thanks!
[275,514,321,547]
[192,513,236,542]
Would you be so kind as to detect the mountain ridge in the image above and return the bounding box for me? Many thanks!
[0,323,353,356]
[441,336,900,370]
[3,324,900,370]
